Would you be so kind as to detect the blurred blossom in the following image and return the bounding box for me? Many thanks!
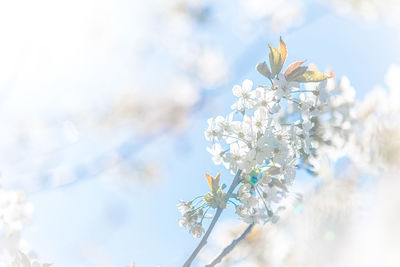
[105,78,200,136]
[77,242,113,267]
[104,155,162,187]
[238,0,305,34]
[0,182,49,266]
[327,0,400,24]
[296,74,357,171]
[0,189,33,236]
[9,251,51,267]
[165,0,212,23]
[351,65,400,172]
[180,45,230,89]
[338,171,400,267]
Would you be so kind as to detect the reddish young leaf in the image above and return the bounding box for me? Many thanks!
[284,60,305,76]
[279,37,288,66]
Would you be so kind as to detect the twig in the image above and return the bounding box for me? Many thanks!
[206,223,255,267]
[183,170,242,267]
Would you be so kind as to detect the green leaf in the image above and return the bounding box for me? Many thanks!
[268,44,282,75]
[293,70,330,83]
[206,173,221,195]
[256,61,273,79]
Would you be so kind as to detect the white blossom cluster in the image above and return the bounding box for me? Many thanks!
[177,200,210,238]
[206,72,358,176]
[204,74,322,224]
[178,38,355,237]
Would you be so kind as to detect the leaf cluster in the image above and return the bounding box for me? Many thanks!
[256,37,330,83]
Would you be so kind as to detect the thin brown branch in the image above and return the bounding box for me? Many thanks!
[206,223,255,267]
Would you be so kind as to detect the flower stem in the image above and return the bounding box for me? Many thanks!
[200,207,211,224]
[206,223,255,267]
[183,170,242,267]
[290,90,315,93]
